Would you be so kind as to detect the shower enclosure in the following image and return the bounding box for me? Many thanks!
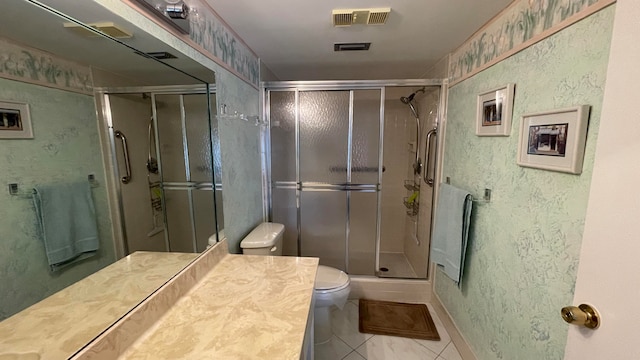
[264,80,443,279]
[97,85,221,255]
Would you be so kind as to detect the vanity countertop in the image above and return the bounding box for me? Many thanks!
[0,251,198,359]
[118,253,318,359]
[71,240,319,360]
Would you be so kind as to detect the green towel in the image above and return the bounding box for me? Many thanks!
[431,183,473,287]
[33,181,99,272]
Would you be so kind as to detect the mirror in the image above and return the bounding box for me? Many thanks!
[0,0,220,338]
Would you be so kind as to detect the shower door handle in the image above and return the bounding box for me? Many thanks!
[115,130,132,184]
[423,129,437,187]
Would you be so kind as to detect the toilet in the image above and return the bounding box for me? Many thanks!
[239,222,351,345]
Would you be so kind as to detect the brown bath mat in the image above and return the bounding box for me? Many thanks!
[359,299,440,341]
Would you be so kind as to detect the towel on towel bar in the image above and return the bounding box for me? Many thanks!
[33,182,99,272]
[430,183,473,287]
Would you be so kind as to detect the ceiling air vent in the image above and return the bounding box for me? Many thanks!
[63,22,133,38]
[332,10,354,27]
[332,8,391,27]
[334,43,371,52]
[367,9,390,25]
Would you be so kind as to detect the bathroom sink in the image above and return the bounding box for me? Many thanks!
[0,353,40,360]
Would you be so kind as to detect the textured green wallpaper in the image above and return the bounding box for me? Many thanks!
[0,77,115,320]
[435,6,615,360]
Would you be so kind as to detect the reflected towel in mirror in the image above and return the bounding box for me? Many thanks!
[33,181,99,272]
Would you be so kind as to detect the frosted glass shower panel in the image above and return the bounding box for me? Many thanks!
[300,191,347,271]
[155,94,187,182]
[352,89,381,184]
[270,91,296,182]
[163,189,195,253]
[192,189,216,253]
[272,188,298,256]
[183,94,213,183]
[299,91,350,183]
[348,192,378,275]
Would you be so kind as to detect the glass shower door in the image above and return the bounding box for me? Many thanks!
[269,88,382,275]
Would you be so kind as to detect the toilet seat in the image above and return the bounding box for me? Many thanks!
[315,265,350,293]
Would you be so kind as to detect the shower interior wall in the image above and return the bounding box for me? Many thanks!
[381,87,439,278]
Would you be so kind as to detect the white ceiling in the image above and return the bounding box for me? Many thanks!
[206,0,513,80]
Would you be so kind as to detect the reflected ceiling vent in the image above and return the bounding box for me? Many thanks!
[63,22,133,38]
[134,51,178,60]
[334,42,371,52]
[332,8,391,27]
[145,51,178,60]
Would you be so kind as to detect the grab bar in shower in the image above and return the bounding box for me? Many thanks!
[423,129,437,187]
[114,130,132,184]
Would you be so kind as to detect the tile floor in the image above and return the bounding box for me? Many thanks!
[315,300,462,360]
[378,252,418,278]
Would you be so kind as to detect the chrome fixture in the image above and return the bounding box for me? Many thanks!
[130,0,191,34]
[166,2,188,19]
[423,128,437,186]
[114,130,132,184]
[401,87,425,175]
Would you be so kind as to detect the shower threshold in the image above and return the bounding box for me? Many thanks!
[378,252,418,278]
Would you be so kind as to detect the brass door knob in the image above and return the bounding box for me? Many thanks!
[561,304,600,329]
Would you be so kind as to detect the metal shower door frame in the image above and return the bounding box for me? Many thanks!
[96,84,217,256]
[263,79,443,276]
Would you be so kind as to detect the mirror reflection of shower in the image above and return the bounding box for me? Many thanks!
[400,87,425,175]
[146,112,164,238]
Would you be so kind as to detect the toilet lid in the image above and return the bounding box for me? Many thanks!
[315,265,349,291]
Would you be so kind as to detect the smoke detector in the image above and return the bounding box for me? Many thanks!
[63,22,133,38]
[332,8,391,27]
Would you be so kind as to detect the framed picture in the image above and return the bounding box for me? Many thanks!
[0,101,32,139]
[516,105,590,174]
[476,83,515,136]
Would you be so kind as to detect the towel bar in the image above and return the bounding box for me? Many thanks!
[8,175,99,197]
[444,177,491,203]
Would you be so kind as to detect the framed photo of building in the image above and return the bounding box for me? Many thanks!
[0,101,32,139]
[516,105,590,174]
[476,83,515,136]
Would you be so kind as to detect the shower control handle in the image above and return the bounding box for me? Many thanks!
[423,129,437,187]
[115,130,132,184]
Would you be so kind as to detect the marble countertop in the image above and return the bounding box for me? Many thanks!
[72,240,319,360]
[0,251,198,359]
[118,254,319,359]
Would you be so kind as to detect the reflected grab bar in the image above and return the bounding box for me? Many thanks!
[115,130,132,184]
[423,129,437,187]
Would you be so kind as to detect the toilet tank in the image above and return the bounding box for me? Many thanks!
[240,222,285,256]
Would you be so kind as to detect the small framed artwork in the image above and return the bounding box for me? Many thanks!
[476,83,515,136]
[0,101,32,139]
[516,105,590,174]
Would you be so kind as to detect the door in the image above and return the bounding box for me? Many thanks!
[269,88,382,275]
[105,88,218,255]
[564,1,640,358]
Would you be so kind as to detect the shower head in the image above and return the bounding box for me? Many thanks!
[400,87,426,104]
[400,94,414,104]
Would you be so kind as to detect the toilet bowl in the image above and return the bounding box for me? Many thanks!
[239,222,351,345]
[313,265,350,344]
